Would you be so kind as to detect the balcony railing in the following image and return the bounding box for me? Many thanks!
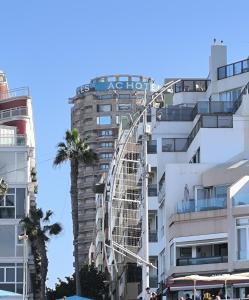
[0,135,26,146]
[0,87,30,101]
[149,230,158,243]
[176,255,228,266]
[177,197,227,214]
[148,184,157,196]
[187,114,233,148]
[218,58,249,80]
[157,101,235,122]
[0,107,28,121]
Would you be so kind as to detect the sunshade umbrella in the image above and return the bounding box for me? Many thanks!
[208,274,249,300]
[0,289,22,298]
[172,275,211,300]
[57,296,92,300]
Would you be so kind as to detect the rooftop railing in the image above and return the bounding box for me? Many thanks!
[218,58,249,80]
[176,197,227,214]
[0,87,30,101]
[157,101,235,122]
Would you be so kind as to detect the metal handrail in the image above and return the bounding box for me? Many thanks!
[0,87,30,100]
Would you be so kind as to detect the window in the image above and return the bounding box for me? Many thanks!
[180,247,192,257]
[97,116,111,125]
[0,225,15,256]
[218,66,226,80]
[237,218,249,260]
[219,88,241,102]
[100,142,113,148]
[119,94,131,99]
[99,153,113,160]
[100,164,109,170]
[84,118,92,124]
[117,104,132,111]
[147,140,157,154]
[97,104,112,112]
[0,188,25,219]
[162,138,188,152]
[0,264,23,293]
[162,138,174,152]
[97,130,113,137]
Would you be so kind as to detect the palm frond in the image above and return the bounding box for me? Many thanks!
[48,223,62,236]
[43,210,53,222]
[54,149,69,166]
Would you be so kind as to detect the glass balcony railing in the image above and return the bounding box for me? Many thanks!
[218,58,249,80]
[233,193,249,206]
[0,107,28,120]
[176,255,228,266]
[148,184,157,196]
[177,197,227,214]
[0,135,26,146]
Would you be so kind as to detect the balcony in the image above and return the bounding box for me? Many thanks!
[0,134,26,146]
[149,230,158,243]
[176,255,228,266]
[0,107,28,121]
[176,197,227,214]
[218,58,249,80]
[187,114,233,148]
[0,87,30,101]
[148,184,157,197]
[156,101,235,122]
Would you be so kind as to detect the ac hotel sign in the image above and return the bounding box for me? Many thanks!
[76,81,158,95]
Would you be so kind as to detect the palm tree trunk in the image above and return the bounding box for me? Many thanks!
[39,239,48,299]
[71,159,81,295]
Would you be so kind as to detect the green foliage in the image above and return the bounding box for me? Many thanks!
[20,207,62,242]
[46,264,108,300]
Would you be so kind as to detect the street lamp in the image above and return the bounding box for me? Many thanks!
[18,232,28,300]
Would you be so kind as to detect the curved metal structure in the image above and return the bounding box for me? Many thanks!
[105,79,180,283]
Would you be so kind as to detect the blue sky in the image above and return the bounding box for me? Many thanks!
[1,0,249,287]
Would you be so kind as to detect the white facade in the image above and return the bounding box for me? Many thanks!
[0,72,36,299]
[145,44,249,299]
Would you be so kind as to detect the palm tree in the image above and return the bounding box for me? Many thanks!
[20,207,62,300]
[54,128,98,296]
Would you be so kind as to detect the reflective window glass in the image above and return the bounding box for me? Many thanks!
[16,188,25,219]
[97,116,111,125]
[226,64,234,77]
[0,269,4,282]
[6,268,15,282]
[218,66,226,79]
[234,62,242,75]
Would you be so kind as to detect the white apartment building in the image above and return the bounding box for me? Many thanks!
[145,43,249,299]
[96,43,249,300]
[0,72,36,299]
